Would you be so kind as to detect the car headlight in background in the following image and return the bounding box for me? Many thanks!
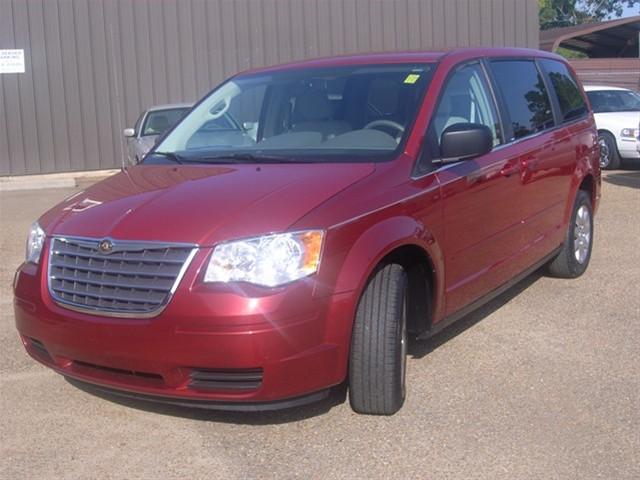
[620,128,639,139]
[26,221,46,264]
[204,230,324,287]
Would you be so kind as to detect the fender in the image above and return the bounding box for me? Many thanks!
[315,214,445,382]
[329,214,445,323]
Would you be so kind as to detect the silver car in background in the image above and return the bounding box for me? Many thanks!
[123,103,192,163]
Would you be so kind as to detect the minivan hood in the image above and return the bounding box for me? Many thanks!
[42,163,375,245]
[594,111,640,129]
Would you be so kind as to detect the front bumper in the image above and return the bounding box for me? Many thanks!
[14,256,356,408]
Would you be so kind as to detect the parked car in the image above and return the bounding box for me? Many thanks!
[123,104,192,163]
[15,48,600,415]
[584,85,640,169]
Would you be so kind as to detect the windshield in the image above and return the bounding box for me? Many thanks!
[586,90,640,113]
[148,64,434,164]
[142,108,191,137]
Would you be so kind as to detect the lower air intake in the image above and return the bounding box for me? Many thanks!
[189,369,263,391]
[29,337,52,361]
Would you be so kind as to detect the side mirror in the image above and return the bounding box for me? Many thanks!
[440,123,493,163]
[123,128,135,138]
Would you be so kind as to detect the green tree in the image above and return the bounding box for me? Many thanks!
[539,0,640,30]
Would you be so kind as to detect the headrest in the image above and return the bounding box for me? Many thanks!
[294,90,333,121]
[439,93,471,116]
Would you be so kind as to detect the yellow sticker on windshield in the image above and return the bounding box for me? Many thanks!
[403,74,420,84]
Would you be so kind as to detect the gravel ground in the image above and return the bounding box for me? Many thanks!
[1,170,638,480]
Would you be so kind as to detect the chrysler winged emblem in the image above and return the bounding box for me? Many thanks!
[98,239,114,254]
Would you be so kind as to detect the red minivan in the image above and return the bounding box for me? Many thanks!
[14,48,600,415]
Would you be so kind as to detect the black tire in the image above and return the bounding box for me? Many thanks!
[349,263,408,415]
[547,190,593,278]
[598,131,621,170]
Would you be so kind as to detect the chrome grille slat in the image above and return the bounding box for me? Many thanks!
[49,263,179,278]
[51,249,187,264]
[51,286,167,304]
[48,237,197,318]
[51,275,173,291]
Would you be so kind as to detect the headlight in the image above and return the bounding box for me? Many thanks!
[204,230,324,287]
[620,128,639,138]
[26,221,46,264]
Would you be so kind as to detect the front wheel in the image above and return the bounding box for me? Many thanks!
[547,190,594,278]
[349,264,408,415]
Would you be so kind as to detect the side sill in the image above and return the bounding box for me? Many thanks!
[417,245,562,340]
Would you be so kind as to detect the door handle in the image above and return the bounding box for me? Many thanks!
[466,171,484,183]
[521,155,539,170]
[500,161,520,177]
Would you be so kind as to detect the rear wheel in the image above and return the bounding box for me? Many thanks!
[349,264,408,415]
[598,131,620,170]
[547,190,593,278]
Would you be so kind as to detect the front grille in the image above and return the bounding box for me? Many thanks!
[189,369,263,391]
[48,237,197,317]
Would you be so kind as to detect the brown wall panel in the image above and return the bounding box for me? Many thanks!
[571,58,640,91]
[0,0,539,175]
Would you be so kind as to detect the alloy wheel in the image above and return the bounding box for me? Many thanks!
[574,205,591,264]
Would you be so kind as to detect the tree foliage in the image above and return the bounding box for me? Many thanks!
[539,0,639,30]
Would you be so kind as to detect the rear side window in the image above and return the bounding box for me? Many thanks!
[489,60,554,140]
[539,59,587,122]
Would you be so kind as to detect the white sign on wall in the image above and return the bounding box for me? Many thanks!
[0,49,25,73]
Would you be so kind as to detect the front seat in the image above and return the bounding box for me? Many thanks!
[290,90,351,140]
[146,114,170,135]
[432,93,471,139]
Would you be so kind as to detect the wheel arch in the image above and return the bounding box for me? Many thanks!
[578,173,596,208]
[374,244,436,336]
[564,127,602,224]
[330,215,444,338]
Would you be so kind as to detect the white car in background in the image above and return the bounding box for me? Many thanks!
[123,103,192,164]
[584,86,640,170]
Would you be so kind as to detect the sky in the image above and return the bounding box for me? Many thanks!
[621,3,640,17]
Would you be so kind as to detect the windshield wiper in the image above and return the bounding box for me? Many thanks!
[151,151,186,164]
[195,153,303,163]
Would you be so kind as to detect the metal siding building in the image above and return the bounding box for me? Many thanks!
[0,0,539,176]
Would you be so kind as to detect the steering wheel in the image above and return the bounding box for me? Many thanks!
[363,119,405,142]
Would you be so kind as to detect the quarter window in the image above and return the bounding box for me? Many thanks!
[489,60,554,140]
[539,59,587,122]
